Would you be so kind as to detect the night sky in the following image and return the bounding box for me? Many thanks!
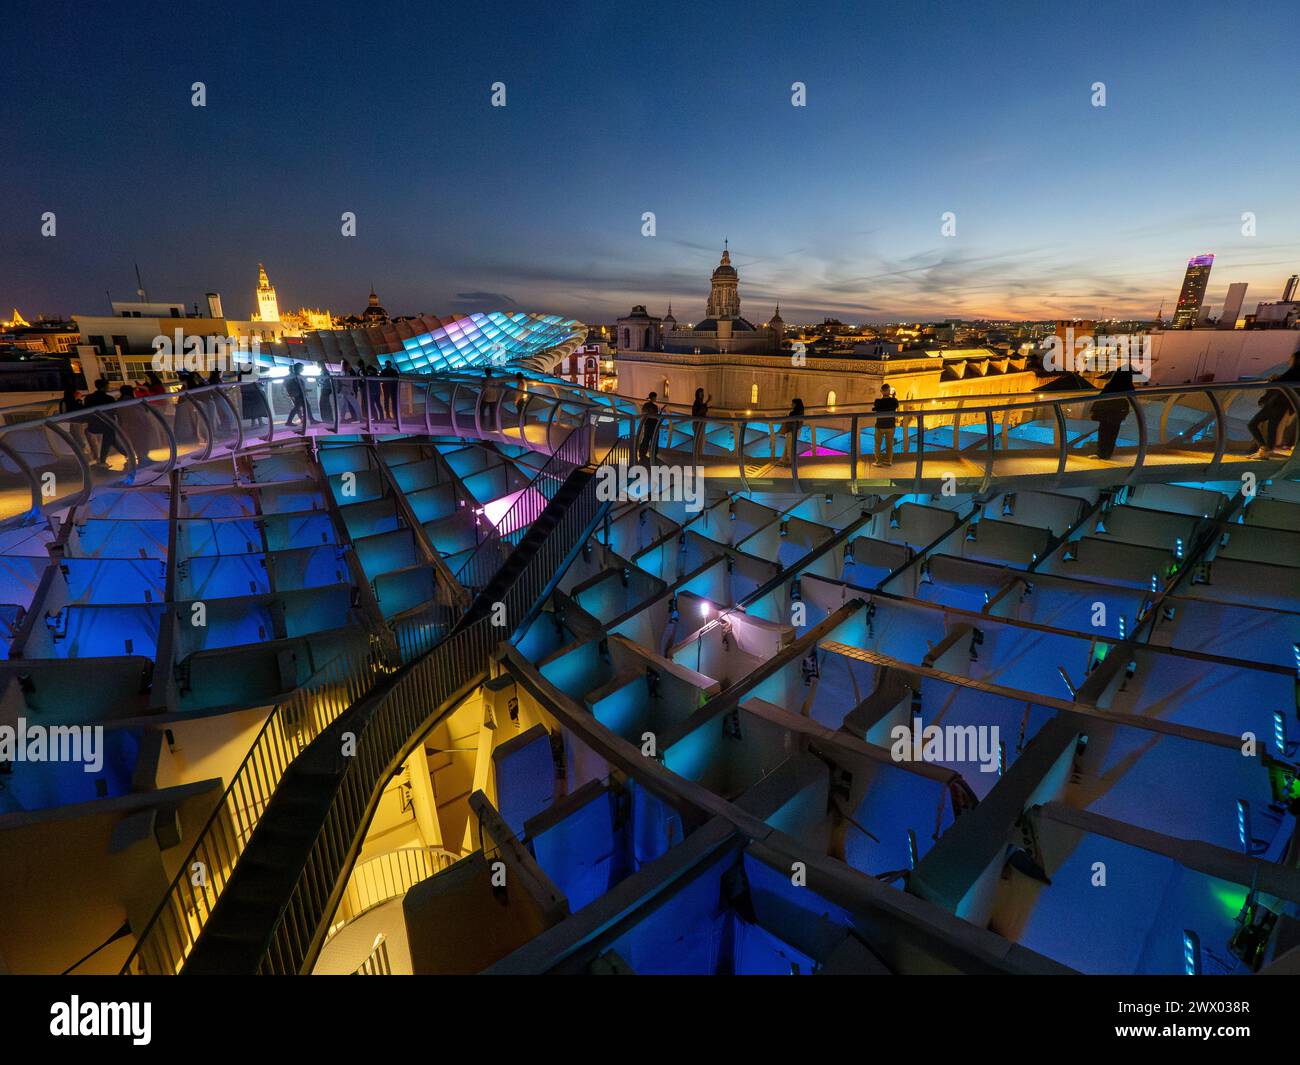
[5,0,1298,324]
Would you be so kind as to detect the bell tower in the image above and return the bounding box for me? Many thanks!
[255,263,280,322]
[706,240,740,319]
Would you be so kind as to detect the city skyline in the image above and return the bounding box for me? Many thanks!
[5,0,1299,323]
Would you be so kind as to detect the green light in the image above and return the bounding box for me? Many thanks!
[1209,882,1249,920]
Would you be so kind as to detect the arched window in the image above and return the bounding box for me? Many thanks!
[663,378,670,399]
[750,383,759,405]
[827,390,837,411]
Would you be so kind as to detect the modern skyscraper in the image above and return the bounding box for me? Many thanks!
[1282,274,1299,303]
[1218,282,1248,329]
[1172,253,1214,328]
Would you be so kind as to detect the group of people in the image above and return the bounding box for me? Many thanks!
[633,383,900,468]
[49,352,1300,474]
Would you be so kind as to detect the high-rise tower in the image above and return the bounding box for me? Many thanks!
[1172,253,1214,329]
[254,263,281,322]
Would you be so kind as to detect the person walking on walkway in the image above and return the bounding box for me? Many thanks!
[285,362,317,429]
[1248,352,1300,457]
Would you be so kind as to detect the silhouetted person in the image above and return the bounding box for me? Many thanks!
[638,392,660,463]
[1088,370,1135,460]
[872,383,899,467]
[479,367,500,431]
[380,360,399,420]
[336,360,360,422]
[285,362,316,429]
[82,378,122,465]
[1249,352,1300,457]
[779,398,805,467]
[237,370,269,428]
[691,388,711,455]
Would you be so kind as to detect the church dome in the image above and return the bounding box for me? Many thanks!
[361,288,388,322]
[711,249,738,280]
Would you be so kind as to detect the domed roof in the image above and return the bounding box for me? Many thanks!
[711,248,738,280]
[361,287,388,321]
[693,317,758,333]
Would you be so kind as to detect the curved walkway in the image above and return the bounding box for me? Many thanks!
[2,375,1296,532]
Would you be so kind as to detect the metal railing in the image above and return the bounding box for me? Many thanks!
[587,379,1300,492]
[119,631,392,975]
[329,845,462,935]
[120,416,625,974]
[350,935,391,975]
[254,425,628,974]
[454,419,592,596]
[5,372,1295,532]
[0,372,598,528]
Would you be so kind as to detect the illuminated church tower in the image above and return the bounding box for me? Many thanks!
[705,241,741,319]
[254,263,281,322]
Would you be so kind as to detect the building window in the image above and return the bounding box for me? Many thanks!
[827,390,837,410]
[750,383,759,405]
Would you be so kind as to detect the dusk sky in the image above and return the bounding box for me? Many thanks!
[5,0,1299,325]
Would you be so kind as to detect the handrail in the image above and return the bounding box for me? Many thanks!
[254,425,629,974]
[120,418,626,974]
[118,631,390,974]
[3,374,1296,533]
[328,845,462,936]
[454,419,591,596]
[350,935,391,975]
